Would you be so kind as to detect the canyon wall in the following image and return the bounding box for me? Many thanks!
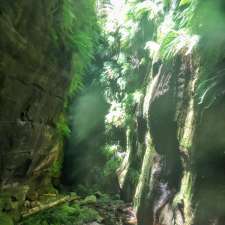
[0,0,97,221]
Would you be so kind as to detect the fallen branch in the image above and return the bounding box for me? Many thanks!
[21,195,78,218]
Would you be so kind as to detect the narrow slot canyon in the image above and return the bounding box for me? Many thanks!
[1,1,225,225]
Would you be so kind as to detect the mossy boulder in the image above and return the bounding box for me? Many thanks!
[82,195,97,205]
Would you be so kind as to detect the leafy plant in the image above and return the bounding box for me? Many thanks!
[51,159,62,178]
[159,29,199,60]
[134,0,163,21]
[103,157,122,177]
[105,101,126,128]
[56,114,71,138]
[101,144,124,177]
[102,144,120,159]
[196,72,225,108]
[61,0,99,97]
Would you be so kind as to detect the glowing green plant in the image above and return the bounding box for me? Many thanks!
[134,0,163,21]
[103,158,122,176]
[56,114,71,138]
[196,73,225,108]
[159,29,199,60]
[61,0,99,97]
[51,159,62,178]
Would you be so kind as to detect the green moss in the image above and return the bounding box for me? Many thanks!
[50,160,62,178]
[0,213,13,225]
[50,141,64,179]
[56,114,71,138]
[81,195,97,205]
[21,203,101,225]
[128,168,140,186]
[133,134,155,210]
[61,0,99,97]
[0,195,10,212]
[103,158,121,177]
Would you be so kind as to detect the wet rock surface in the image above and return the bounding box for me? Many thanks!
[0,1,70,187]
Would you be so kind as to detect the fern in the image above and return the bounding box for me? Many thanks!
[159,29,199,60]
[196,71,225,108]
[60,0,99,97]
[176,0,198,29]
[134,1,163,20]
[56,114,71,137]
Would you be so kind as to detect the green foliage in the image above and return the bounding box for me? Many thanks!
[128,168,140,186]
[154,0,200,60]
[0,212,13,225]
[176,0,198,28]
[96,0,225,193]
[192,1,225,107]
[101,144,122,176]
[60,0,99,96]
[103,157,121,177]
[163,0,171,8]
[105,102,126,128]
[81,195,97,205]
[21,203,101,225]
[134,1,163,21]
[196,73,225,108]
[95,1,153,181]
[102,145,119,159]
[98,0,152,131]
[101,144,126,176]
[50,159,62,178]
[68,55,85,95]
[56,114,71,138]
[159,29,199,60]
[180,0,191,6]
[153,0,225,108]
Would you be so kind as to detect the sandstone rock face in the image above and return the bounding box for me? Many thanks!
[0,0,69,192]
